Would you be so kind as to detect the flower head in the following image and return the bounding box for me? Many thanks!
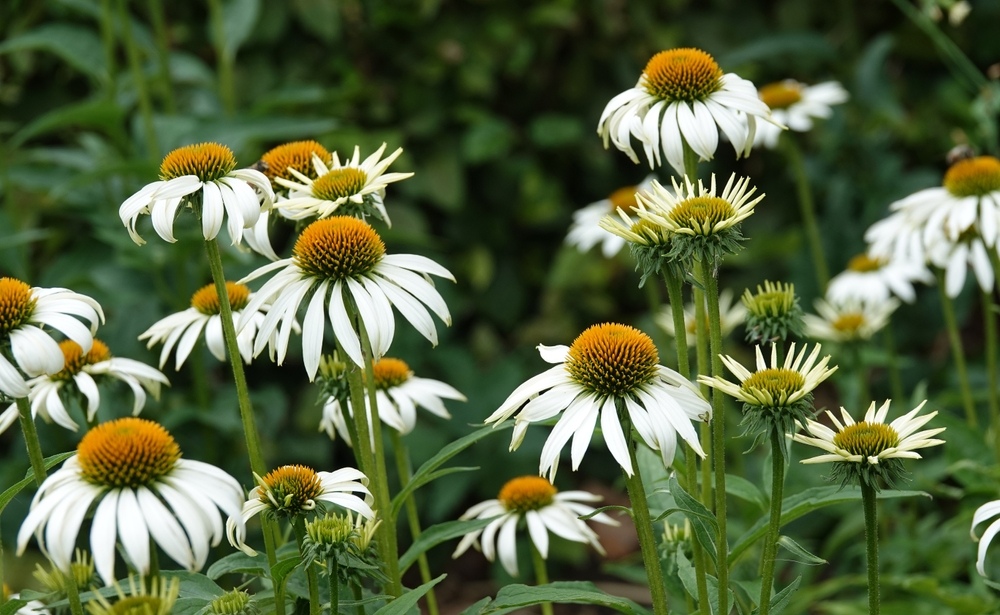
[972,498,1000,577]
[258,140,332,193]
[792,399,944,489]
[273,143,412,225]
[827,252,932,305]
[655,289,745,347]
[699,343,837,449]
[139,281,285,370]
[320,356,465,445]
[0,278,104,400]
[238,216,454,378]
[566,176,655,258]
[119,142,274,246]
[17,417,245,585]
[753,80,848,149]
[0,338,168,435]
[485,323,710,480]
[209,589,258,615]
[803,297,899,343]
[741,280,804,345]
[452,476,617,576]
[84,575,180,615]
[598,48,777,176]
[226,465,374,556]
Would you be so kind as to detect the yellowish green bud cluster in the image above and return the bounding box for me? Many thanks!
[741,280,803,344]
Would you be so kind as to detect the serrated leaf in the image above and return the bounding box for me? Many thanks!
[0,23,106,80]
[399,516,498,574]
[372,575,446,615]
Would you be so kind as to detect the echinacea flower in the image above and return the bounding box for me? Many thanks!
[139,281,283,370]
[85,575,180,615]
[597,47,776,176]
[803,297,899,343]
[741,280,804,345]
[320,356,465,444]
[792,399,944,489]
[566,176,655,258]
[926,230,997,297]
[827,252,932,305]
[226,465,374,556]
[0,339,168,435]
[16,417,245,584]
[258,140,332,194]
[451,475,617,576]
[238,216,454,378]
[753,80,848,149]
[699,343,837,442]
[972,498,1000,576]
[655,288,745,346]
[485,323,710,480]
[0,278,104,399]
[119,142,274,246]
[273,143,413,225]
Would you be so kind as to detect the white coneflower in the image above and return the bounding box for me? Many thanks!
[753,80,848,149]
[827,252,932,305]
[566,176,655,258]
[803,297,899,343]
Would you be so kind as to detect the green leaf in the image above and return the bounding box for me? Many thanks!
[220,0,262,58]
[0,600,28,615]
[162,571,226,599]
[0,24,106,80]
[729,486,929,565]
[399,517,498,574]
[486,581,651,615]
[776,536,826,565]
[667,475,719,567]
[10,99,126,148]
[392,466,479,519]
[528,114,583,148]
[271,556,301,590]
[462,117,515,164]
[372,575,446,615]
[753,576,801,615]
[206,551,268,579]
[725,474,768,511]
[457,597,494,614]
[0,451,74,513]
[392,423,511,518]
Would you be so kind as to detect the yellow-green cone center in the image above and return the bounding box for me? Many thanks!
[210,590,252,615]
[371,357,412,390]
[56,339,112,379]
[669,196,737,234]
[159,143,237,182]
[77,418,181,488]
[643,48,723,102]
[846,253,885,273]
[743,281,797,318]
[105,596,165,615]
[741,368,805,405]
[833,422,899,459]
[943,156,1000,197]
[260,465,323,515]
[759,81,803,110]
[312,168,369,202]
[306,513,354,546]
[833,313,865,333]
[498,476,557,513]
[293,217,386,280]
[565,323,658,397]
[191,281,251,315]
[260,140,330,186]
[607,185,638,211]
[629,219,668,245]
[0,277,35,336]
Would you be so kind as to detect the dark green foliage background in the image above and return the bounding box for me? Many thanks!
[3,0,1000,611]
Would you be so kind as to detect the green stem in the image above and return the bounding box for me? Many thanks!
[390,432,439,615]
[530,542,554,615]
[146,0,176,113]
[206,0,236,114]
[328,555,340,615]
[935,268,978,426]
[701,264,730,615]
[984,287,1000,432]
[118,0,159,160]
[861,482,881,615]
[693,282,712,513]
[757,430,786,615]
[99,0,118,98]
[16,397,46,485]
[146,538,160,585]
[781,138,829,291]
[348,305,402,597]
[882,321,905,405]
[293,518,321,615]
[682,145,700,181]
[64,567,85,615]
[352,583,365,615]
[621,421,670,615]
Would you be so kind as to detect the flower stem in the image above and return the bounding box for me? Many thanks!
[206,0,236,114]
[16,397,46,486]
[781,137,829,290]
[64,567,85,615]
[117,0,159,160]
[692,282,712,511]
[530,542,554,615]
[328,555,340,615]
[352,583,365,615]
[701,264,730,615]
[390,431,440,615]
[861,482,880,615]
[757,429,786,615]
[934,268,977,426]
[293,518,321,615]
[350,307,402,597]
[983,288,1000,436]
[98,0,117,98]
[620,409,670,615]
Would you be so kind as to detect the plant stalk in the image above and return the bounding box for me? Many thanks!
[293,517,321,615]
[757,430,786,615]
[934,268,977,426]
[530,542,554,615]
[328,554,340,615]
[64,567,85,615]
[862,482,881,615]
[390,431,440,615]
[16,397,46,485]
